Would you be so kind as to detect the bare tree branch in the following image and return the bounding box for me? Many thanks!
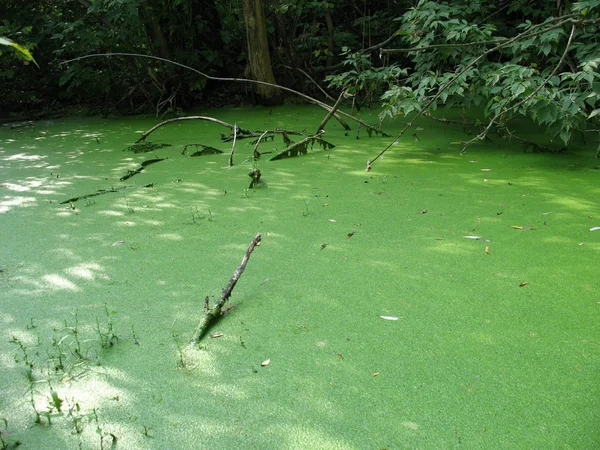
[135,116,252,143]
[60,53,391,134]
[282,65,336,102]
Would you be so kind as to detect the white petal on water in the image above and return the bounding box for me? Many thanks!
[590,227,600,231]
[379,315,400,321]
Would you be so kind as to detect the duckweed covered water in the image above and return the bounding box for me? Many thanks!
[1,105,599,449]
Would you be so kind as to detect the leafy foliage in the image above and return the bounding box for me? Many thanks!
[375,0,600,149]
[326,47,407,108]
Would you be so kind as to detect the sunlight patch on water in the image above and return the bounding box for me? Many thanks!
[2,152,46,161]
[401,421,420,430]
[65,263,105,280]
[279,424,353,449]
[157,233,183,241]
[181,346,220,375]
[1,182,32,192]
[140,219,164,226]
[546,195,597,212]
[98,210,125,216]
[0,195,37,212]
[42,274,80,291]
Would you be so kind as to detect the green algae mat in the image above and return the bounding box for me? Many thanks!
[1,106,599,449]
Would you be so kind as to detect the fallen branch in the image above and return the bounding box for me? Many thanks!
[182,144,223,156]
[119,158,165,181]
[135,116,253,143]
[60,183,154,204]
[252,130,270,158]
[226,128,305,143]
[190,233,262,344]
[317,90,348,133]
[269,131,334,160]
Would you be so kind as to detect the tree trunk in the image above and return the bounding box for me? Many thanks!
[324,3,335,70]
[242,0,283,106]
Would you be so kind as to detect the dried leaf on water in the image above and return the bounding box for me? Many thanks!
[210,332,224,338]
[320,243,328,250]
[519,282,529,287]
[261,359,271,366]
[111,240,125,246]
[379,315,400,321]
[335,353,344,360]
[372,372,380,377]
[485,246,490,254]
[512,226,533,230]
[417,209,427,214]
[347,232,355,238]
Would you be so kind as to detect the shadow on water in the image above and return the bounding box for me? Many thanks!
[0,107,599,448]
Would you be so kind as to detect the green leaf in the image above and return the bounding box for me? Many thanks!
[589,108,600,119]
[0,36,39,68]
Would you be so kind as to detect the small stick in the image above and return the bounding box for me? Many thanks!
[190,233,262,344]
[229,124,237,167]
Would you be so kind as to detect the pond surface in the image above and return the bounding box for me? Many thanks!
[1,106,599,449]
